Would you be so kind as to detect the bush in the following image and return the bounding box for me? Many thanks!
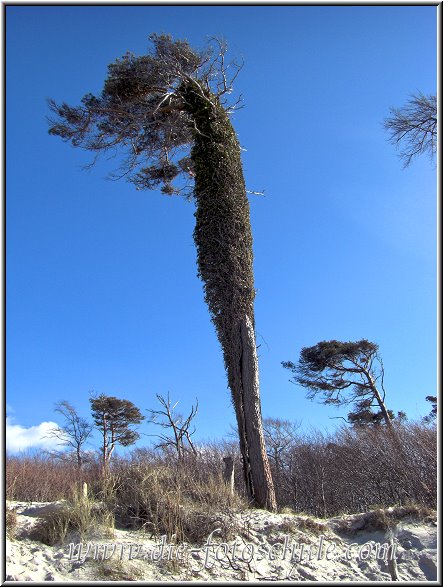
[265,422,436,516]
[6,453,101,502]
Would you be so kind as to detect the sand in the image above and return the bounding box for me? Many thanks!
[4,500,438,582]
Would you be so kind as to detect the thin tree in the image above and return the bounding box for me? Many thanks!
[384,92,437,167]
[48,34,276,509]
[44,400,93,468]
[262,417,299,499]
[147,392,198,461]
[90,394,144,469]
[263,417,299,473]
[282,339,394,427]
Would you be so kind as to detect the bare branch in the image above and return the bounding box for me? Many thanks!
[147,393,198,460]
[384,92,437,167]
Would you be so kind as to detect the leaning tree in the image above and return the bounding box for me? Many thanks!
[48,34,276,509]
[282,339,394,428]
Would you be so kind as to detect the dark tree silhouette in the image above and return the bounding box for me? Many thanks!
[48,34,276,509]
[384,92,437,167]
[282,339,393,427]
[424,395,437,424]
[347,399,406,427]
[90,394,144,468]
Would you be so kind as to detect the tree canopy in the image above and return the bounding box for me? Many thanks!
[48,33,242,196]
[90,394,144,467]
[282,339,393,427]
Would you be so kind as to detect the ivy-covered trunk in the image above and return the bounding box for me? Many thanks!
[184,82,276,510]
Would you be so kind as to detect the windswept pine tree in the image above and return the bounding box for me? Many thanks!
[48,34,276,509]
[90,394,144,469]
[283,339,394,428]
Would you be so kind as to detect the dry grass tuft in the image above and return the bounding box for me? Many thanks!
[293,516,328,535]
[30,490,114,546]
[274,512,327,536]
[389,503,436,523]
[112,461,244,544]
[336,504,436,536]
[93,559,145,581]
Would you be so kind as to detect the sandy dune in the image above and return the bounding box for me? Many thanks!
[5,501,438,582]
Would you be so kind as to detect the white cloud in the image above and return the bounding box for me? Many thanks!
[6,417,64,454]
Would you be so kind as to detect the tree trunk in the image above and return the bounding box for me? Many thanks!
[185,81,276,510]
[361,367,393,428]
[371,384,393,428]
[223,456,235,495]
[76,447,83,469]
[239,315,277,509]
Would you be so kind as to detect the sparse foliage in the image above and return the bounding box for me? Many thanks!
[147,393,198,460]
[90,394,144,469]
[263,417,299,472]
[29,489,114,546]
[282,339,393,427]
[44,401,93,468]
[48,33,276,509]
[384,92,437,167]
[6,505,18,539]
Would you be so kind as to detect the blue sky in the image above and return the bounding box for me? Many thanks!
[6,5,437,454]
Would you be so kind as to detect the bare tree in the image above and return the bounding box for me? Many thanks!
[283,339,394,427]
[384,92,437,167]
[263,417,299,473]
[44,401,93,468]
[147,393,198,460]
[262,417,299,505]
[48,34,276,509]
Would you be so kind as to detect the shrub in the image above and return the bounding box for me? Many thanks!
[266,422,437,516]
[6,453,101,502]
